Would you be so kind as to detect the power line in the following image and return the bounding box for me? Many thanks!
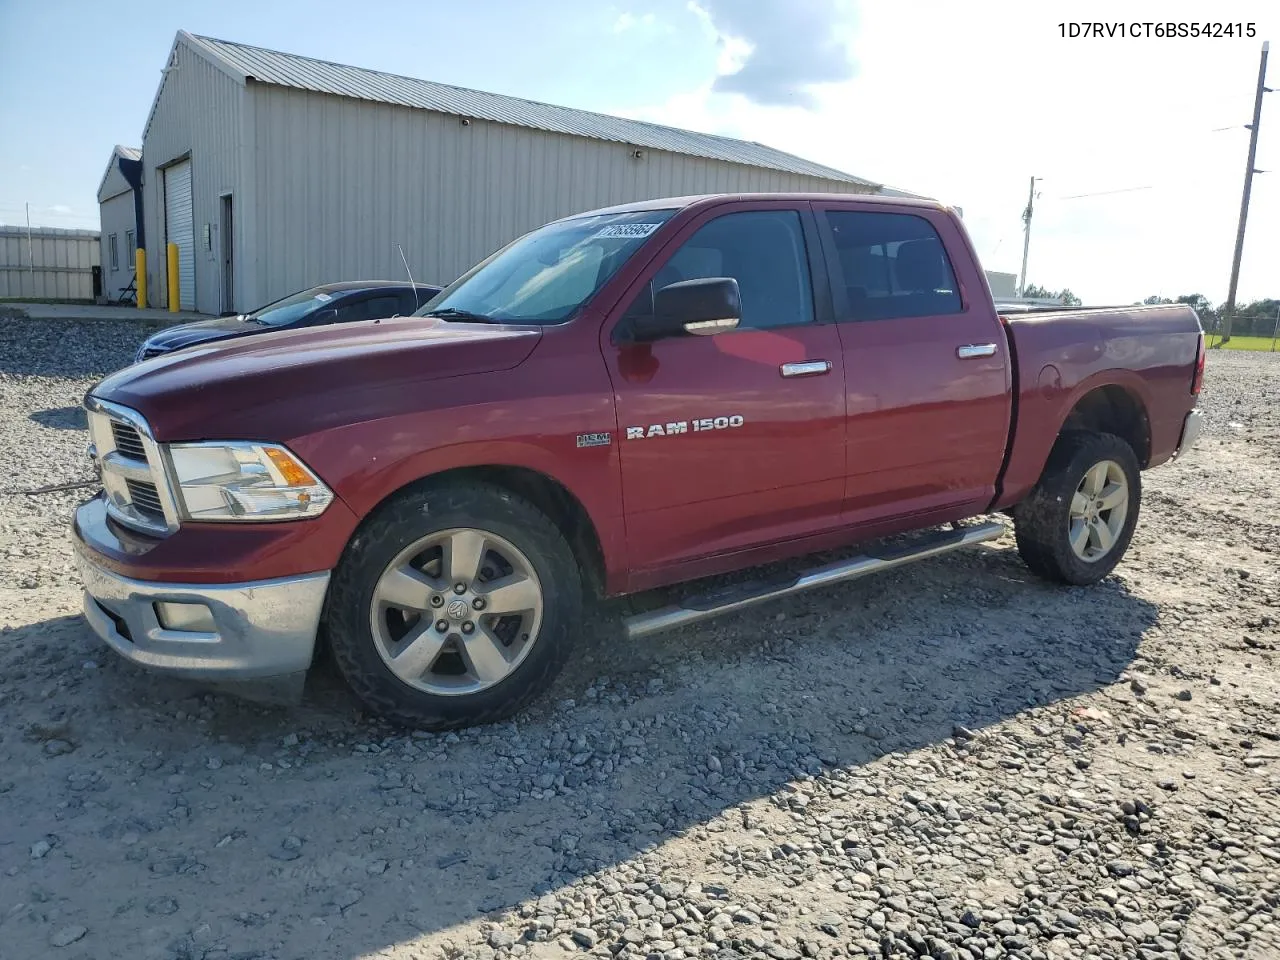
[1058,185,1154,200]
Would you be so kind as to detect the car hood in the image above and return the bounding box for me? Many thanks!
[142,315,259,351]
[93,317,542,441]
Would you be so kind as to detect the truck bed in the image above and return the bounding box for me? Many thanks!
[995,301,1145,316]
[995,302,1202,508]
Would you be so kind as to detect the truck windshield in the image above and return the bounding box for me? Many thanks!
[414,209,676,325]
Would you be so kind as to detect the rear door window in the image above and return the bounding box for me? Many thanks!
[822,211,962,321]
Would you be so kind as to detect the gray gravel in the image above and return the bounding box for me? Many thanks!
[1,318,1278,960]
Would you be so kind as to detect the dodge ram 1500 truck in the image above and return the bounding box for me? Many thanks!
[73,193,1206,728]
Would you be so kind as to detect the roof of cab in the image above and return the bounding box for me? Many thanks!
[558,192,948,221]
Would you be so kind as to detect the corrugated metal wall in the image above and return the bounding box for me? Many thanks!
[98,163,133,205]
[249,86,876,305]
[143,40,244,313]
[0,227,100,300]
[99,193,136,301]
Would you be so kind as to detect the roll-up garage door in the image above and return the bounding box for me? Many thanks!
[163,160,195,310]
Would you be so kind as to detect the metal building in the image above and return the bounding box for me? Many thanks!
[984,271,1018,299]
[97,145,143,302]
[131,30,888,315]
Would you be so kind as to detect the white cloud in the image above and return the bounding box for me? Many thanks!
[691,0,857,108]
[612,0,1279,305]
[612,11,657,34]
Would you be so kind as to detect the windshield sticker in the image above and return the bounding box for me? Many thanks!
[314,293,333,302]
[593,222,663,240]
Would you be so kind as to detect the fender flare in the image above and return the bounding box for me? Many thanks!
[338,439,626,591]
[999,368,1154,508]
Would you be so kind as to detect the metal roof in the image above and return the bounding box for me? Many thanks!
[185,33,880,189]
[97,145,142,202]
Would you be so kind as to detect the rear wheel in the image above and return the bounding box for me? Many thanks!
[1013,432,1141,585]
[325,483,582,729]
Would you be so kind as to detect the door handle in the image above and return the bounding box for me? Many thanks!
[780,360,832,378]
[956,343,998,359]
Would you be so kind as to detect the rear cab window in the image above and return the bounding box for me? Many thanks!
[820,210,962,321]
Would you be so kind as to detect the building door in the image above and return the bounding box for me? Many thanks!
[163,160,196,310]
[220,194,234,314]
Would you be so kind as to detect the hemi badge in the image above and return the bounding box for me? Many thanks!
[576,432,612,448]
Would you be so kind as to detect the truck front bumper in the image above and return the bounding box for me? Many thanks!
[1176,408,1205,456]
[74,540,329,683]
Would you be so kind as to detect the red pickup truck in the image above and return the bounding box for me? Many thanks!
[74,193,1205,728]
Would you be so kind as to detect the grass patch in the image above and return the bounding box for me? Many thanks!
[1206,334,1278,352]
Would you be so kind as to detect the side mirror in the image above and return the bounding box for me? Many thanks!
[628,277,741,341]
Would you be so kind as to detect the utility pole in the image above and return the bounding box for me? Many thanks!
[1018,176,1039,298]
[1222,41,1271,343]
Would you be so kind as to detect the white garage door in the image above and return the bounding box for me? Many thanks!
[163,160,196,310]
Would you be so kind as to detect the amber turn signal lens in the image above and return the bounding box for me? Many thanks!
[264,446,317,487]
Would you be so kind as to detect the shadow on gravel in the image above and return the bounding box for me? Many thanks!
[0,540,1156,958]
[28,405,88,430]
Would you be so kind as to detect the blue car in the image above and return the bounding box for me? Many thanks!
[135,280,442,362]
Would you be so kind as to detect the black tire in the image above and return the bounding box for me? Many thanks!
[1013,432,1141,586]
[325,482,582,729]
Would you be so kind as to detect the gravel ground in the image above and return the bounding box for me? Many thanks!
[0,318,1277,960]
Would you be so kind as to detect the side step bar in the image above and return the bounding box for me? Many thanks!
[622,520,1006,640]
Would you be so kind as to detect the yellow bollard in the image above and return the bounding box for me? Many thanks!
[167,243,180,313]
[136,248,147,309]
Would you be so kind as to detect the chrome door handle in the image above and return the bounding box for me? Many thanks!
[780,360,832,378]
[956,343,998,359]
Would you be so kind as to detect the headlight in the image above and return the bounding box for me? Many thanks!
[166,442,334,521]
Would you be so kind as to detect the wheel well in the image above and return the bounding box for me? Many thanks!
[366,466,608,598]
[1060,385,1151,467]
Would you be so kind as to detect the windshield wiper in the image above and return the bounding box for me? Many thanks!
[423,307,500,323]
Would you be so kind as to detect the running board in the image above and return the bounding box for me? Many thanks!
[622,521,1006,640]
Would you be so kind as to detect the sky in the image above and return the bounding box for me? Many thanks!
[0,0,1275,306]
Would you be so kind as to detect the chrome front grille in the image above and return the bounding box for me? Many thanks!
[124,478,165,518]
[111,422,147,460]
[85,397,179,536]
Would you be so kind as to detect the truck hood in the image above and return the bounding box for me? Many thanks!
[92,317,542,441]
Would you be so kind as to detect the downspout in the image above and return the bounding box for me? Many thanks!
[117,156,145,252]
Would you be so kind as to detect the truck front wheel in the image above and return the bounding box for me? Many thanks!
[1013,432,1142,586]
[325,483,582,729]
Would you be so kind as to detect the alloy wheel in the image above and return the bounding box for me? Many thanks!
[369,527,544,695]
[1067,459,1130,562]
